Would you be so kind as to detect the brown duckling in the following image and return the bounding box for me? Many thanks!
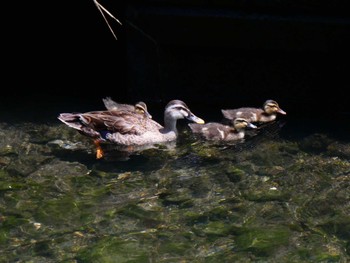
[102,97,152,119]
[221,99,286,124]
[58,100,205,159]
[188,118,257,141]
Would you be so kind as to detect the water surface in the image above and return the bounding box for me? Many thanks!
[0,104,350,262]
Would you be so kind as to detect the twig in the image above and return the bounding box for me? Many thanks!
[93,0,122,40]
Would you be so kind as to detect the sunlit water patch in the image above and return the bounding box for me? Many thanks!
[0,118,349,262]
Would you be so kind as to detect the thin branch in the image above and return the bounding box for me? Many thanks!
[93,0,122,40]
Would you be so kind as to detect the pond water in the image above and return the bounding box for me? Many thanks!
[0,102,350,263]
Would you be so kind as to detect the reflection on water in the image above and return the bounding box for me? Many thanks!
[0,115,350,262]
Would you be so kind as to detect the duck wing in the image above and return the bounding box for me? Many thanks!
[221,108,263,122]
[189,122,235,141]
[79,110,148,135]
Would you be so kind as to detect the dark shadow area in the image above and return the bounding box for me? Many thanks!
[2,0,350,124]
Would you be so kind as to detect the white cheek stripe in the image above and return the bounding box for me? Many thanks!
[252,113,257,121]
[217,128,225,139]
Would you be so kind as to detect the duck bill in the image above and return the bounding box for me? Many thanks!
[278,109,287,115]
[187,113,205,124]
[248,123,258,129]
[145,111,153,119]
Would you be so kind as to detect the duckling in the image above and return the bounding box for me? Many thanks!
[221,100,286,124]
[58,99,205,159]
[188,118,257,141]
[102,97,152,119]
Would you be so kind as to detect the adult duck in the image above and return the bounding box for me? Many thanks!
[58,99,205,159]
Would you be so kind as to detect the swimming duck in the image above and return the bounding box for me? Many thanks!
[188,118,257,141]
[102,97,152,119]
[57,99,205,159]
[221,100,286,124]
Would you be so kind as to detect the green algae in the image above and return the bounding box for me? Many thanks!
[235,226,291,256]
[1,122,350,262]
[76,236,150,263]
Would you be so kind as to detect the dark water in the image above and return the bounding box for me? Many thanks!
[1,100,350,262]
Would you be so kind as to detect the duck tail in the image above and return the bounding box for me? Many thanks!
[57,113,82,130]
